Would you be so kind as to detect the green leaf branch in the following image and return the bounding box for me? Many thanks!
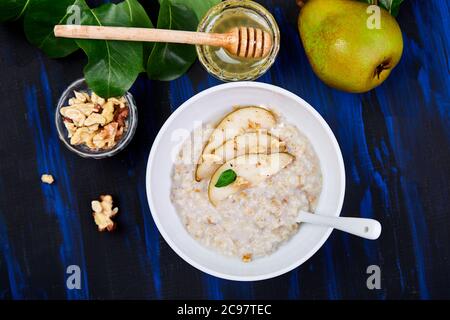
[0,0,221,97]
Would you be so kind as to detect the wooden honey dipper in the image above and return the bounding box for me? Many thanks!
[54,25,273,59]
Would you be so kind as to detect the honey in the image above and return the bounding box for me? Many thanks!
[204,8,272,74]
[196,0,280,81]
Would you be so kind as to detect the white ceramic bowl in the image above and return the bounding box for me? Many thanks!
[146,82,345,281]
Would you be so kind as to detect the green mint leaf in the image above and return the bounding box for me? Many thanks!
[215,169,237,188]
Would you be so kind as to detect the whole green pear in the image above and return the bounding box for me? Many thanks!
[298,0,404,93]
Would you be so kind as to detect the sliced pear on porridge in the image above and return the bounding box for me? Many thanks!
[196,106,277,181]
[197,132,286,180]
[208,153,294,206]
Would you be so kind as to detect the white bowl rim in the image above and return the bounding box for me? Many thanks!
[145,81,346,281]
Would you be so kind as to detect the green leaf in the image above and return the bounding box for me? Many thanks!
[0,0,32,22]
[147,0,198,81]
[76,0,153,98]
[23,0,88,58]
[158,0,221,21]
[359,0,404,17]
[378,0,404,17]
[215,169,237,188]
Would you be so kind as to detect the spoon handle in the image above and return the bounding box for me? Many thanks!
[297,211,382,240]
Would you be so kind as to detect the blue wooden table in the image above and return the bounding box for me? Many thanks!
[0,0,449,299]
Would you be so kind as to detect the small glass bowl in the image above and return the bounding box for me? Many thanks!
[55,78,138,159]
[196,0,280,82]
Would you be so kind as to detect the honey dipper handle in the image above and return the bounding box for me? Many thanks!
[54,25,230,47]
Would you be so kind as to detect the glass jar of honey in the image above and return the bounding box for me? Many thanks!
[197,0,280,81]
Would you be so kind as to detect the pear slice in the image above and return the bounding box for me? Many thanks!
[208,153,294,206]
[196,106,277,181]
[196,132,286,181]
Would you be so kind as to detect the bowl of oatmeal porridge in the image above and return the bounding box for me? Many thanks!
[146,82,345,281]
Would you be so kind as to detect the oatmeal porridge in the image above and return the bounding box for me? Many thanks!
[170,106,322,262]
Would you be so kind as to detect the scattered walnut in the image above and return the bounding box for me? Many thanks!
[115,126,124,141]
[107,97,121,105]
[60,107,85,127]
[91,92,105,106]
[307,194,316,204]
[73,90,87,102]
[119,97,127,108]
[84,113,106,126]
[87,124,99,132]
[41,174,54,184]
[93,104,102,113]
[93,122,118,149]
[74,103,95,116]
[104,122,119,147]
[91,195,119,232]
[247,120,261,130]
[70,127,93,145]
[92,131,107,149]
[60,91,130,151]
[63,121,77,138]
[115,107,129,127]
[234,176,250,187]
[101,101,115,124]
[242,253,252,263]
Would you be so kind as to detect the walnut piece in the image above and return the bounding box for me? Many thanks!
[73,103,95,116]
[234,176,250,187]
[41,174,54,184]
[74,90,87,102]
[84,113,106,126]
[242,253,252,263]
[63,121,77,138]
[91,92,105,106]
[91,195,119,232]
[101,101,115,124]
[247,120,261,130]
[115,107,129,127]
[70,127,93,146]
[60,107,85,127]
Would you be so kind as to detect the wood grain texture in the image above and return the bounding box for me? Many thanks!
[0,0,449,299]
[54,25,271,59]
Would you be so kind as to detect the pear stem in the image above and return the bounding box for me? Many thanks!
[296,0,307,8]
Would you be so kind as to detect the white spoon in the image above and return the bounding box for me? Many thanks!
[297,211,382,240]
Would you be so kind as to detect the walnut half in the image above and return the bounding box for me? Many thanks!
[91,195,119,232]
[41,174,54,184]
